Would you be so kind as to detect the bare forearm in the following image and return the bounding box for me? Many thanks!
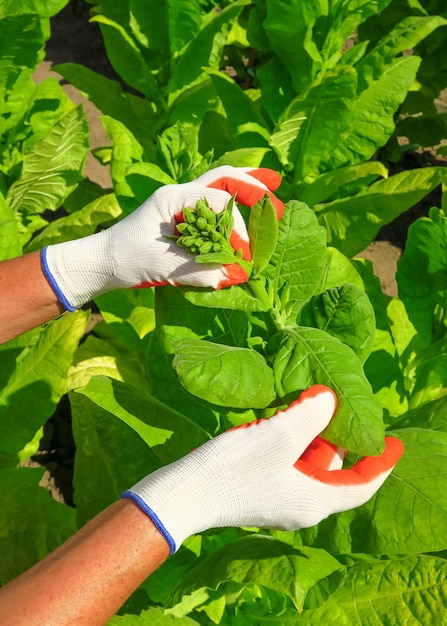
[0,251,65,344]
[0,499,170,626]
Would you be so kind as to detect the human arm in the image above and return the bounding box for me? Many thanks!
[0,386,404,625]
[0,251,65,345]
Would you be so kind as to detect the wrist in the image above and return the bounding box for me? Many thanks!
[41,230,114,310]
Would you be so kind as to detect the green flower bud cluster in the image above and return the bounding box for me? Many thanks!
[171,197,237,257]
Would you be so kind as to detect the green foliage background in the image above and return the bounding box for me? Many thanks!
[2,0,447,623]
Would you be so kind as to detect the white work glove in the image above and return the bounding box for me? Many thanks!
[121,385,404,553]
[40,166,284,311]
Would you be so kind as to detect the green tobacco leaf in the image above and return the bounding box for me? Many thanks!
[130,0,202,63]
[397,207,447,347]
[0,193,21,260]
[309,284,376,363]
[173,338,276,409]
[101,116,144,214]
[320,248,365,292]
[125,162,176,203]
[55,63,156,154]
[273,327,384,455]
[317,166,447,257]
[91,15,162,104]
[168,535,344,613]
[299,162,388,207]
[0,466,76,585]
[205,70,270,144]
[326,55,421,169]
[298,428,447,555]
[71,376,210,524]
[25,193,121,252]
[169,2,250,98]
[6,106,89,222]
[356,15,447,89]
[265,200,327,322]
[262,0,323,93]
[0,0,70,18]
[272,556,447,625]
[248,195,278,276]
[109,606,200,625]
[0,311,88,468]
[355,260,412,419]
[393,395,447,432]
[183,283,269,313]
[406,335,447,409]
[271,67,356,180]
[0,14,43,78]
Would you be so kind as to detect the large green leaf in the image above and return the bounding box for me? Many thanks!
[264,200,327,322]
[297,428,447,554]
[0,192,21,260]
[307,283,376,363]
[265,556,447,624]
[168,535,344,613]
[0,14,43,79]
[55,63,156,155]
[172,338,276,409]
[91,15,163,105]
[0,466,76,585]
[397,207,447,347]
[168,1,250,98]
[326,55,421,169]
[317,166,447,257]
[101,116,144,214]
[0,0,70,18]
[356,15,447,89]
[109,607,200,625]
[272,326,384,455]
[248,195,279,276]
[0,311,88,468]
[71,376,210,524]
[6,106,89,222]
[25,193,121,252]
[271,67,357,181]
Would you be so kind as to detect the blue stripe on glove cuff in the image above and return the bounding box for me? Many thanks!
[40,247,76,312]
[120,491,177,554]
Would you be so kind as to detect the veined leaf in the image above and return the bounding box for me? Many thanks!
[25,193,121,252]
[326,55,421,169]
[168,535,344,613]
[317,166,447,257]
[55,63,156,155]
[397,206,447,347]
[109,606,200,625]
[0,14,43,79]
[0,192,21,260]
[183,283,270,313]
[101,116,144,214]
[308,284,376,363]
[265,201,327,321]
[169,1,250,98]
[248,195,278,276]
[0,466,76,585]
[0,311,88,468]
[267,556,447,624]
[0,0,70,18]
[72,376,210,524]
[271,67,356,180]
[273,327,384,455]
[299,162,388,207]
[298,428,447,555]
[173,338,276,409]
[91,15,163,105]
[356,15,447,90]
[6,106,89,220]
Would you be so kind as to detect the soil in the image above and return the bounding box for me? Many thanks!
[30,1,447,503]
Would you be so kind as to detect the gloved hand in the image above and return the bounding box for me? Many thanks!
[41,166,284,312]
[121,385,404,553]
